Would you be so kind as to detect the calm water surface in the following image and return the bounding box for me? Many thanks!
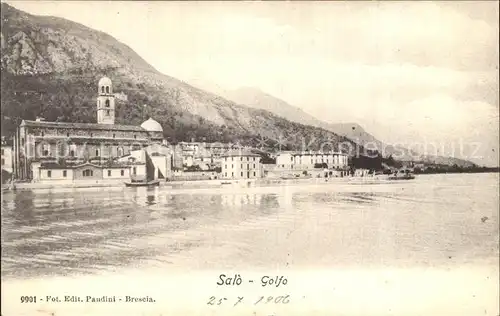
[2,173,498,280]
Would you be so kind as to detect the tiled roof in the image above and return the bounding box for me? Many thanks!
[39,161,144,169]
[220,149,261,157]
[279,151,347,156]
[21,120,147,132]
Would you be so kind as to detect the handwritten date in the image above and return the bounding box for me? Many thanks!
[207,295,290,306]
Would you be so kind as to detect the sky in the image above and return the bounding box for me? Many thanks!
[5,1,500,166]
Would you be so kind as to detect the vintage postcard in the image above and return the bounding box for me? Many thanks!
[1,1,499,315]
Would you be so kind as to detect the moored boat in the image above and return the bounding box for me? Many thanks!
[387,169,415,180]
[124,179,160,187]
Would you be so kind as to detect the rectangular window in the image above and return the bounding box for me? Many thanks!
[121,170,124,176]
[133,167,137,175]
[1,149,4,155]
[96,149,99,156]
[241,172,243,177]
[67,133,70,137]
[108,170,111,177]
[63,170,67,177]
[225,172,227,177]
[232,172,234,177]
[70,150,75,157]
[241,164,243,169]
[47,170,51,178]
[1,158,4,166]
[113,134,116,138]
[253,172,256,177]
[253,164,255,168]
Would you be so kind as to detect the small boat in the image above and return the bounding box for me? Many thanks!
[388,169,415,180]
[124,179,160,187]
[220,181,232,185]
[280,174,300,180]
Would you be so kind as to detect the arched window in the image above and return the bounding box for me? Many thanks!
[105,99,110,107]
[83,169,93,177]
[106,110,110,116]
[118,147,123,157]
[101,86,105,93]
[106,86,110,93]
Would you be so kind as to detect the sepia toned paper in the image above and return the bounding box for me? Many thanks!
[1,1,499,315]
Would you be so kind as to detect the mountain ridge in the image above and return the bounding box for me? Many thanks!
[218,86,477,167]
[0,3,363,155]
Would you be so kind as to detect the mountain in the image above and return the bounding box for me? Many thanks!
[0,3,361,155]
[219,87,476,167]
[219,87,410,155]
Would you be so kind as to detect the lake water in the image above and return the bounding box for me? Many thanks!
[2,173,499,280]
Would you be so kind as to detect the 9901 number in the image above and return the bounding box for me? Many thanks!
[20,296,36,303]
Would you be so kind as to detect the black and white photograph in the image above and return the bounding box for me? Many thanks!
[1,1,499,315]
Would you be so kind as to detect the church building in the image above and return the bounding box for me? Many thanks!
[13,77,165,183]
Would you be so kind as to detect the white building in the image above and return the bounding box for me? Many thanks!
[275,151,349,170]
[175,141,240,170]
[1,137,13,174]
[221,150,262,179]
[117,144,172,180]
[32,161,136,184]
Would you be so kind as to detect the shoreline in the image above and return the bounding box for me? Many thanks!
[3,172,498,192]
[4,176,357,191]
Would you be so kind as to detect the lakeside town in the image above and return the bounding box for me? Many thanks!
[1,76,496,191]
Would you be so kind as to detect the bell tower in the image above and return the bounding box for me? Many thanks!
[97,77,115,125]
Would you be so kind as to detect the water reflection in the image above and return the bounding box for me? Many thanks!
[1,174,499,279]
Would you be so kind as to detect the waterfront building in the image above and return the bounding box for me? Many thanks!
[13,77,164,182]
[275,151,349,170]
[32,161,142,184]
[1,137,13,184]
[221,150,262,179]
[117,144,173,180]
[174,141,240,170]
[1,137,13,174]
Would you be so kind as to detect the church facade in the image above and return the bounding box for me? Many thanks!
[13,77,165,182]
